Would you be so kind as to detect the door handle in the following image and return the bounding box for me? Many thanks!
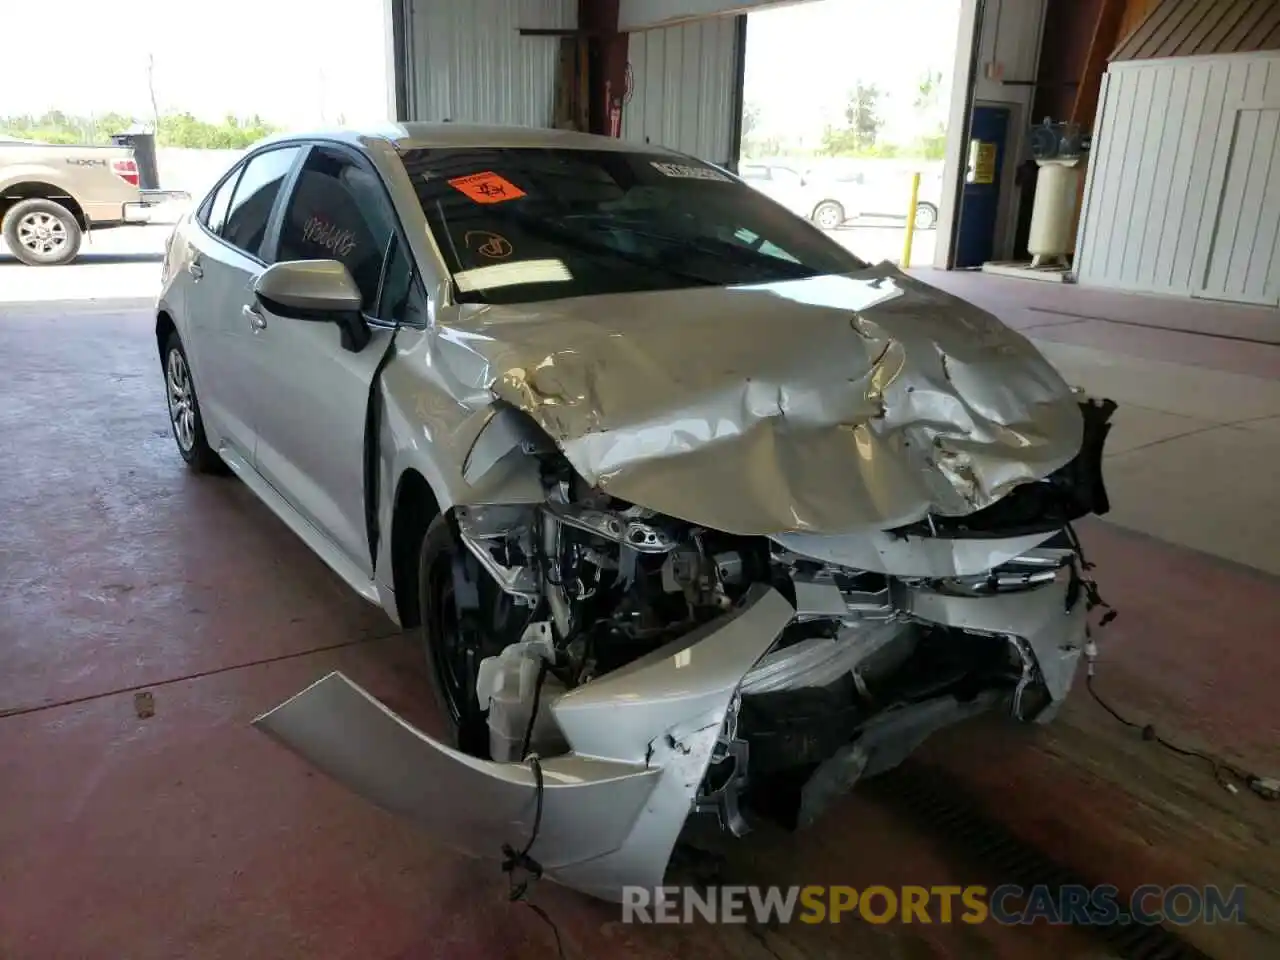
[187,260,204,281]
[243,304,267,331]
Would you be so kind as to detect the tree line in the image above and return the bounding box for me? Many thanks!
[1,111,279,149]
[742,71,949,161]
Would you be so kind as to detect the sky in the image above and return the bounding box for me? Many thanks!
[744,0,963,146]
[2,0,392,127]
[2,0,957,140]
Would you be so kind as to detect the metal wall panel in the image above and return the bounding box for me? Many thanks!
[1076,51,1280,302]
[405,0,577,126]
[621,17,741,165]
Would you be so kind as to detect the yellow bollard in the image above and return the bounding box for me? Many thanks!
[901,172,921,269]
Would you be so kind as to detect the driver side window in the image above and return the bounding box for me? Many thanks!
[276,147,398,315]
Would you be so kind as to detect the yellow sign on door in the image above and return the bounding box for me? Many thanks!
[968,141,997,184]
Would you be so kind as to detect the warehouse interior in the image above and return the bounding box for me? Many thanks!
[2,0,1279,958]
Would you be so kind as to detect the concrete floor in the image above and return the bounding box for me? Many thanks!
[1,247,1278,959]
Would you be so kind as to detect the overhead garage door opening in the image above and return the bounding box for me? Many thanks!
[738,0,963,269]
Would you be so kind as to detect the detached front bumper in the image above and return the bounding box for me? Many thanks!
[255,583,796,903]
[255,566,1088,902]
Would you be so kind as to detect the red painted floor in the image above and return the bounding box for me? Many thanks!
[1,297,1276,959]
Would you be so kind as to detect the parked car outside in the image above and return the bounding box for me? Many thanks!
[820,166,942,230]
[156,124,1116,904]
[741,160,942,230]
[739,161,864,229]
[0,137,185,264]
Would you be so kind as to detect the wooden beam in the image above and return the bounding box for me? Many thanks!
[1070,0,1129,129]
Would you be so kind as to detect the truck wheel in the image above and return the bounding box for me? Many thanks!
[2,198,83,265]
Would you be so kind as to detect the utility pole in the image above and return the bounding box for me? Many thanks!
[146,53,161,134]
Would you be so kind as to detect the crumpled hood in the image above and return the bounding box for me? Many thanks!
[435,263,1083,536]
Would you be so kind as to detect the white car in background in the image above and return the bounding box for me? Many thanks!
[739,162,856,230]
[741,162,939,230]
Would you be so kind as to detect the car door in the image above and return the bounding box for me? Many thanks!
[185,146,302,462]
[247,144,425,577]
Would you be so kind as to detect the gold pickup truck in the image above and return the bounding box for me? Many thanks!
[0,137,183,265]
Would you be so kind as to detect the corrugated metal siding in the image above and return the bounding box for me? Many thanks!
[1076,52,1280,303]
[621,17,740,165]
[1113,0,1280,61]
[405,0,576,126]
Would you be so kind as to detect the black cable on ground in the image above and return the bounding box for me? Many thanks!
[1084,673,1277,800]
[499,754,568,959]
[1070,525,1277,801]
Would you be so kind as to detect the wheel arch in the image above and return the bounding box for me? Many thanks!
[389,467,442,629]
[0,181,88,231]
[155,310,177,362]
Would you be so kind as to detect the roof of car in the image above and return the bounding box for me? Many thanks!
[259,123,680,155]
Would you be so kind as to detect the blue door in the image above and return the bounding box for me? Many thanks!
[954,105,1011,268]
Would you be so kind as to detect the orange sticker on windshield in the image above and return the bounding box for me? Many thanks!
[448,171,526,204]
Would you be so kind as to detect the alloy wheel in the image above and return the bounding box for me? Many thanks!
[166,348,197,453]
[17,211,68,258]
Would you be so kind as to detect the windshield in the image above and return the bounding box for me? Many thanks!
[398,146,867,305]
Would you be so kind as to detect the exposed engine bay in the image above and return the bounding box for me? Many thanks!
[451,397,1117,837]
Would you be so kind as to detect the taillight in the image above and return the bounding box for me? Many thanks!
[111,158,139,186]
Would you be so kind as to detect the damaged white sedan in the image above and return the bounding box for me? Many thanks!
[155,124,1116,903]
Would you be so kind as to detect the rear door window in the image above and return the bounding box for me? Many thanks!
[222,147,301,259]
[201,172,239,236]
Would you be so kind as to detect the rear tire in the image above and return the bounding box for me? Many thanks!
[163,332,226,474]
[914,202,938,230]
[812,200,846,231]
[2,198,83,266]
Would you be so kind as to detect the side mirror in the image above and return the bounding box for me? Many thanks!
[254,260,371,352]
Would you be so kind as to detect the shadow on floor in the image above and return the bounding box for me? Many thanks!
[0,252,163,266]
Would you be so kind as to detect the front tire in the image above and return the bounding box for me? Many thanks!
[811,200,846,231]
[3,198,83,266]
[417,515,529,758]
[163,332,225,474]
